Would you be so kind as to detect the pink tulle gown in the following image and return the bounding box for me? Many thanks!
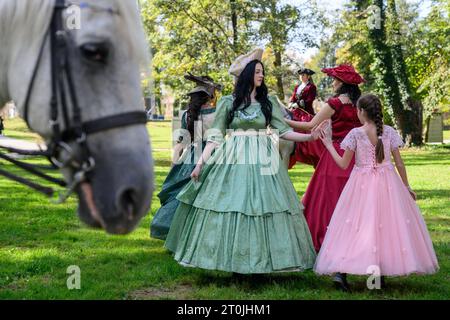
[314,125,439,276]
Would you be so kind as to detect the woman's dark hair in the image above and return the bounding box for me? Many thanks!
[186,91,211,139]
[228,60,272,126]
[357,93,385,163]
[335,82,361,105]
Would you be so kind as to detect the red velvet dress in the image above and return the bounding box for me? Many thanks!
[289,82,316,116]
[300,97,362,252]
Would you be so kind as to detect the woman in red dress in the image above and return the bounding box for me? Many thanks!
[289,68,317,116]
[285,64,365,254]
[287,68,322,168]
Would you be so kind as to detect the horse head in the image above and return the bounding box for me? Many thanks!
[0,0,154,234]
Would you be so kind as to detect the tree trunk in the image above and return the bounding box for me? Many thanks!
[230,0,238,52]
[273,50,285,100]
[368,0,405,137]
[402,99,424,145]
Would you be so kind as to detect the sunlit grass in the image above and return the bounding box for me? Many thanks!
[0,118,449,299]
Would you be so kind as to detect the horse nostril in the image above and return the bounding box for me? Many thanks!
[118,188,138,221]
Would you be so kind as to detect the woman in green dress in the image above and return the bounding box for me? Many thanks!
[165,49,319,274]
[150,74,222,240]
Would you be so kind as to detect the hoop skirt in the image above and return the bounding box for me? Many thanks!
[165,95,316,274]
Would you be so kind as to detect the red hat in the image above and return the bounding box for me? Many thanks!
[321,64,365,85]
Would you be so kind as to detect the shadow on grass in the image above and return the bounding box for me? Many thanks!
[415,189,450,201]
[175,267,445,300]
[154,159,173,167]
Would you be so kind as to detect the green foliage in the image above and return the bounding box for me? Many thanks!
[412,1,450,116]
[140,0,325,107]
[253,0,325,98]
[419,57,450,115]
[142,0,245,105]
[308,0,449,144]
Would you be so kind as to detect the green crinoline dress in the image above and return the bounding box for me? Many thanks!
[165,95,316,274]
[151,108,216,240]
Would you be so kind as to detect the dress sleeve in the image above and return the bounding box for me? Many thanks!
[269,96,294,137]
[388,126,405,150]
[327,97,341,111]
[206,95,232,145]
[340,129,357,151]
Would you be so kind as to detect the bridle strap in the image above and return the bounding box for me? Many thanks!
[83,111,148,135]
[0,168,55,197]
[49,0,66,141]
[0,152,66,187]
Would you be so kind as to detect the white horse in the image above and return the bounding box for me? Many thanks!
[0,0,154,234]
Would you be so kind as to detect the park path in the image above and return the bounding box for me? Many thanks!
[0,136,46,151]
[0,136,173,152]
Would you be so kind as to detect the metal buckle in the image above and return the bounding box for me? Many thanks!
[51,170,85,204]
[76,132,87,144]
[82,157,96,172]
[51,155,95,204]
[50,142,74,168]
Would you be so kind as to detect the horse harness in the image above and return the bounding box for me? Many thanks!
[0,0,148,202]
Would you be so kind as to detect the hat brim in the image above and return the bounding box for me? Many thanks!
[321,68,365,85]
[229,48,264,77]
[297,69,315,75]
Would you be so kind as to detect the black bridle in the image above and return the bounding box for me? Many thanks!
[0,0,148,202]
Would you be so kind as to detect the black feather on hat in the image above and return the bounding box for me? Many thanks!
[184,72,223,97]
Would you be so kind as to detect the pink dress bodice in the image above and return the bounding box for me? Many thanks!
[341,125,404,168]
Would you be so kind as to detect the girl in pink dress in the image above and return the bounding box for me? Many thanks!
[314,93,439,291]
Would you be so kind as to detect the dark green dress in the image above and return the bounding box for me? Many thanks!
[150,108,216,240]
[165,95,316,274]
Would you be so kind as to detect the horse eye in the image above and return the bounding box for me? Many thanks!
[80,43,109,64]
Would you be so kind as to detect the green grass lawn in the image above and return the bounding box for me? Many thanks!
[1,118,449,300]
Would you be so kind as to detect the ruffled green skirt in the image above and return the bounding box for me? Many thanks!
[151,143,205,240]
[165,135,316,273]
